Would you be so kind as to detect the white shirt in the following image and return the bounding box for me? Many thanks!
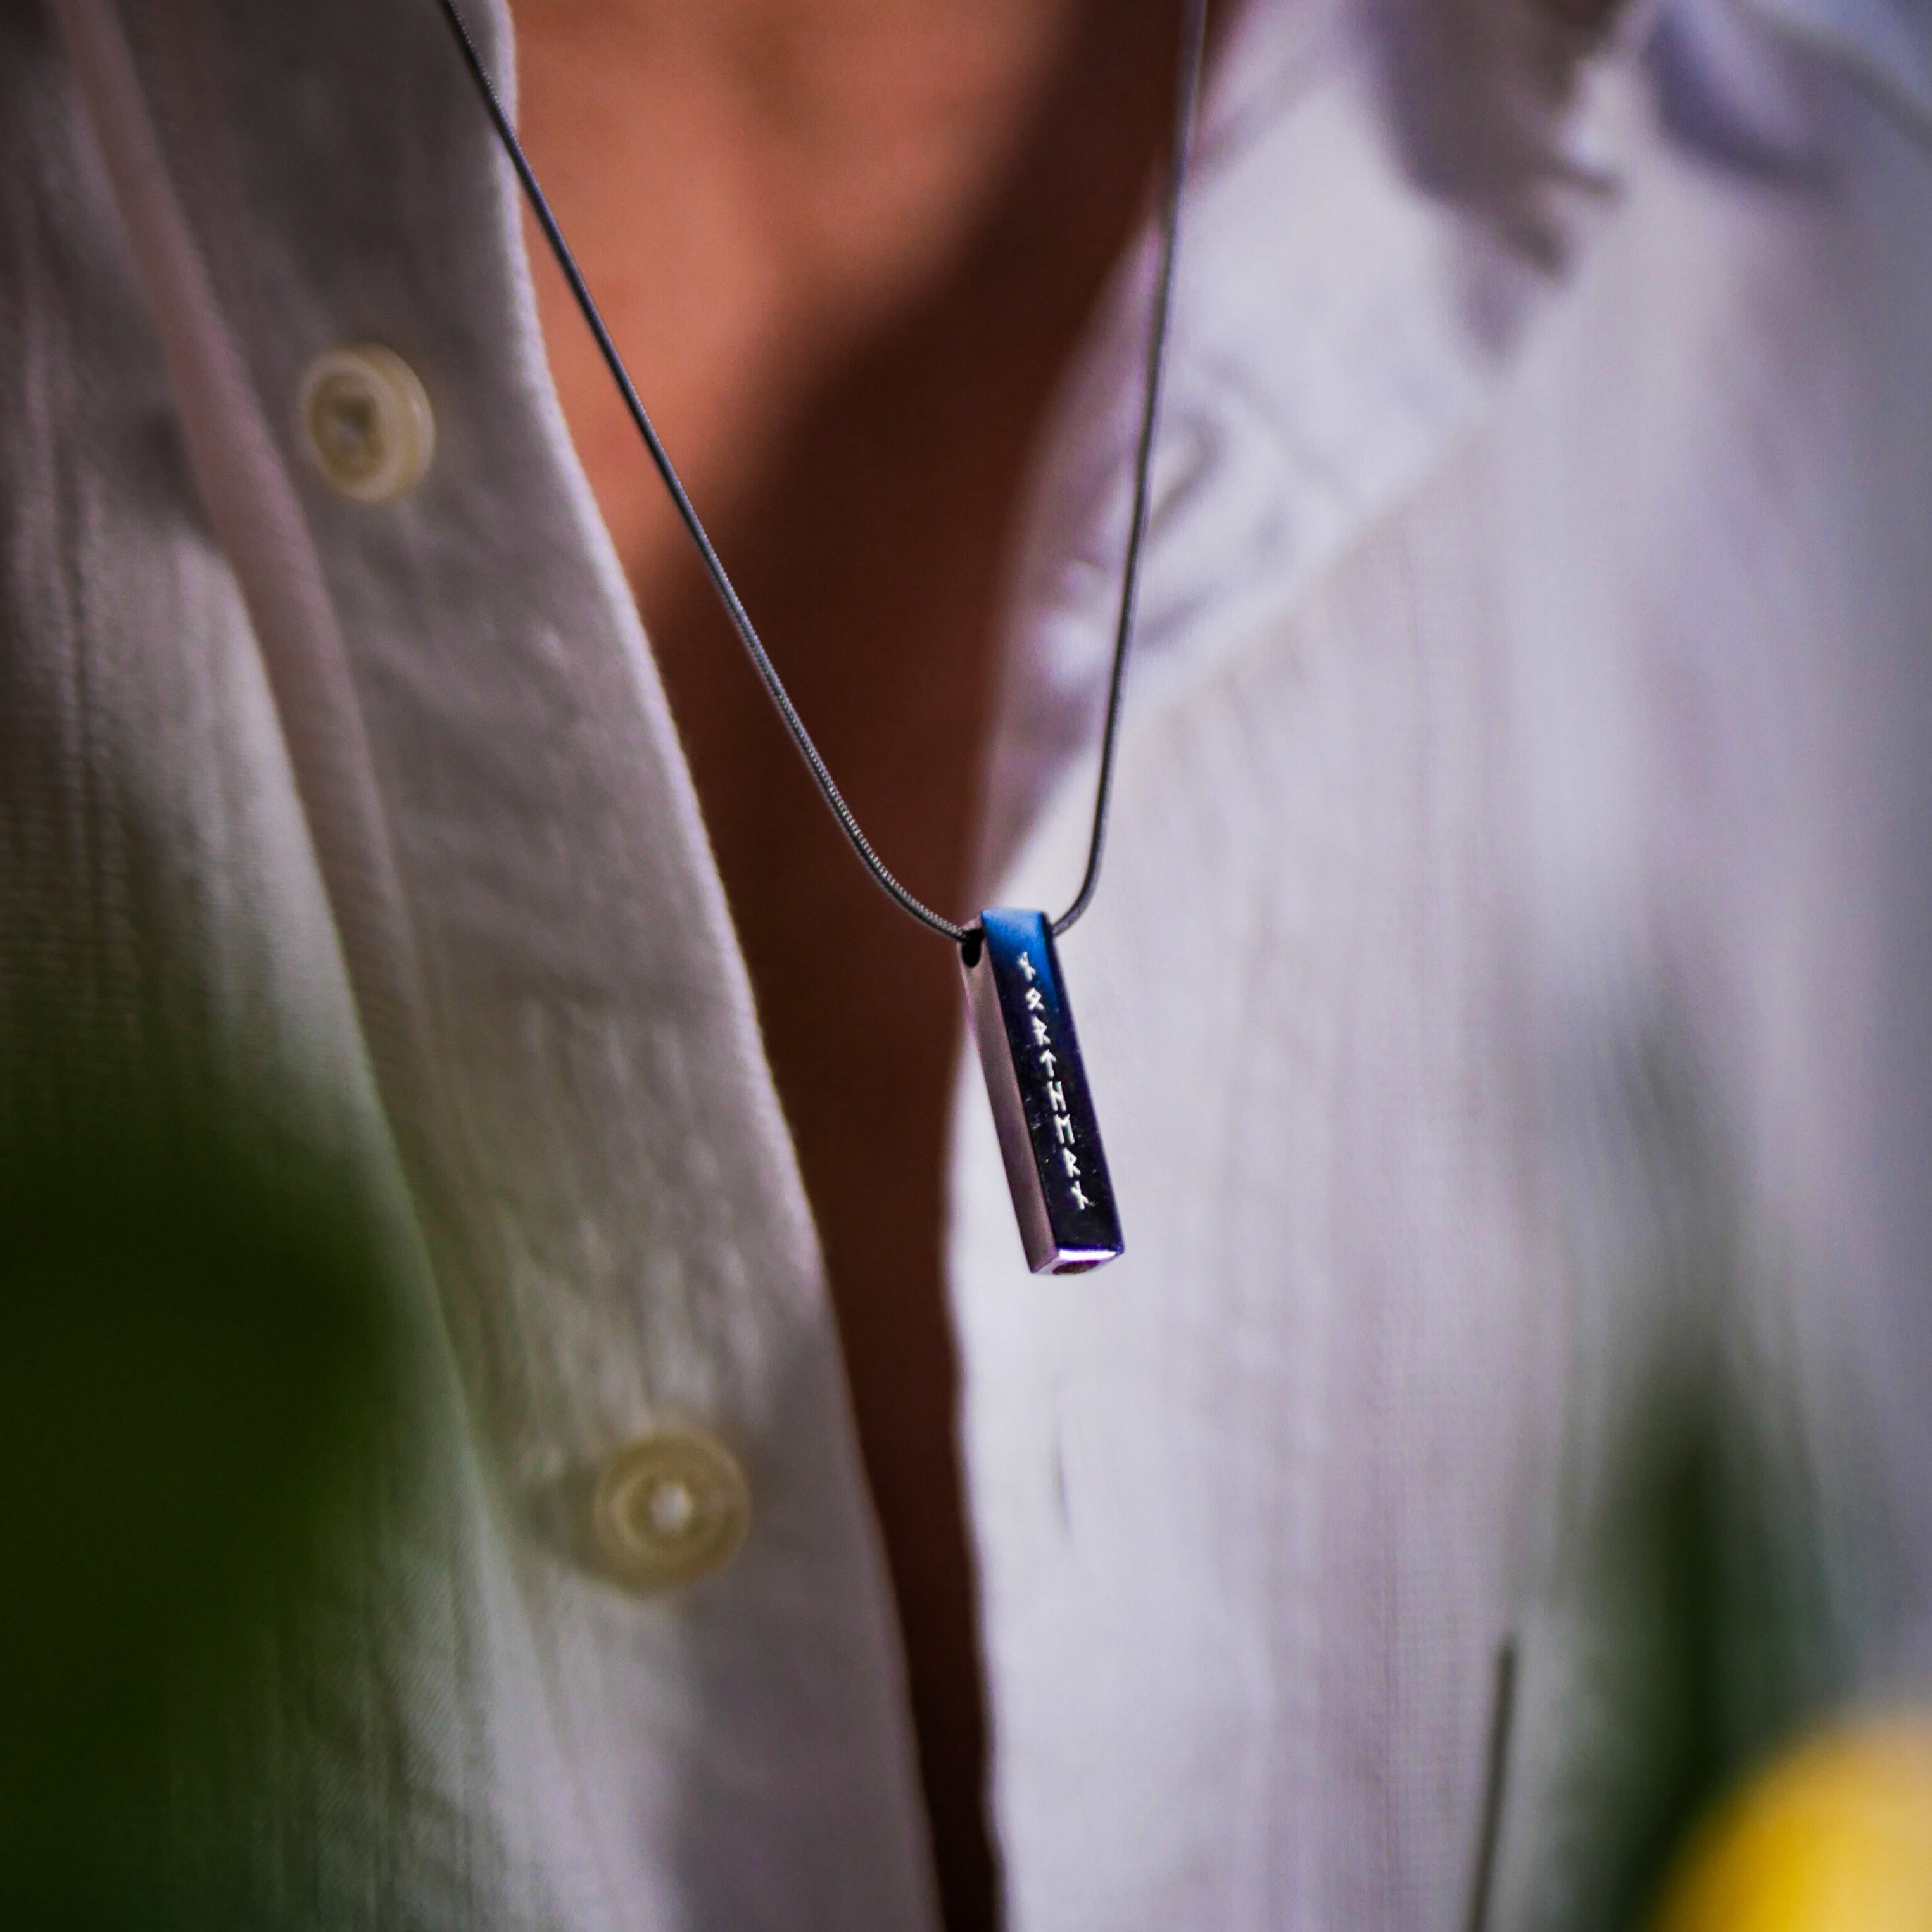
[12,0,1932,1924]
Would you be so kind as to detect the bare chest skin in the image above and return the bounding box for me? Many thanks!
[514,5,1185,1923]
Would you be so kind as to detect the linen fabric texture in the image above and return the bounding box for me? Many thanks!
[4,0,1931,1925]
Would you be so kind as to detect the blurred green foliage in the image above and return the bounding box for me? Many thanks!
[0,1079,396,1931]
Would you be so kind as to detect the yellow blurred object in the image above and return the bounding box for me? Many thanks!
[1650,1718,1932,1932]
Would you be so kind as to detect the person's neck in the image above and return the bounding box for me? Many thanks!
[508,7,1198,1928]
[517,0,1090,246]
[512,0,1096,584]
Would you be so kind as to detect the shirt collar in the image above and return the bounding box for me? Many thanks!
[1741,0,1932,133]
[973,0,1930,900]
[975,0,1598,890]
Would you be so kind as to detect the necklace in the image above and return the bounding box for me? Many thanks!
[434,0,1208,1274]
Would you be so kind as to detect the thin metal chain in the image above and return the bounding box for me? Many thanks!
[1053,0,1206,937]
[434,0,1206,945]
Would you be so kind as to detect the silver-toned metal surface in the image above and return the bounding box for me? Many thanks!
[962,909,1123,1275]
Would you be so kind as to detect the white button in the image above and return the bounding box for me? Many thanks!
[297,344,434,503]
[591,1425,750,1593]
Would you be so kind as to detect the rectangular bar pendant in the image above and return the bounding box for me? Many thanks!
[961,907,1123,1275]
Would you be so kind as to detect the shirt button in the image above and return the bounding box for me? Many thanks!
[591,1424,750,1594]
[297,344,435,503]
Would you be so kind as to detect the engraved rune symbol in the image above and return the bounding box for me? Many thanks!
[1032,1016,1051,1048]
[1016,952,1037,982]
[1061,1147,1082,1179]
[1054,1113,1076,1147]
[1025,988,1046,1013]
[1070,1182,1093,1211]
[1038,1049,1057,1076]
[1046,1081,1065,1112]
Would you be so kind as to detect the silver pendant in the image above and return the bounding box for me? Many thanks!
[961,908,1123,1274]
